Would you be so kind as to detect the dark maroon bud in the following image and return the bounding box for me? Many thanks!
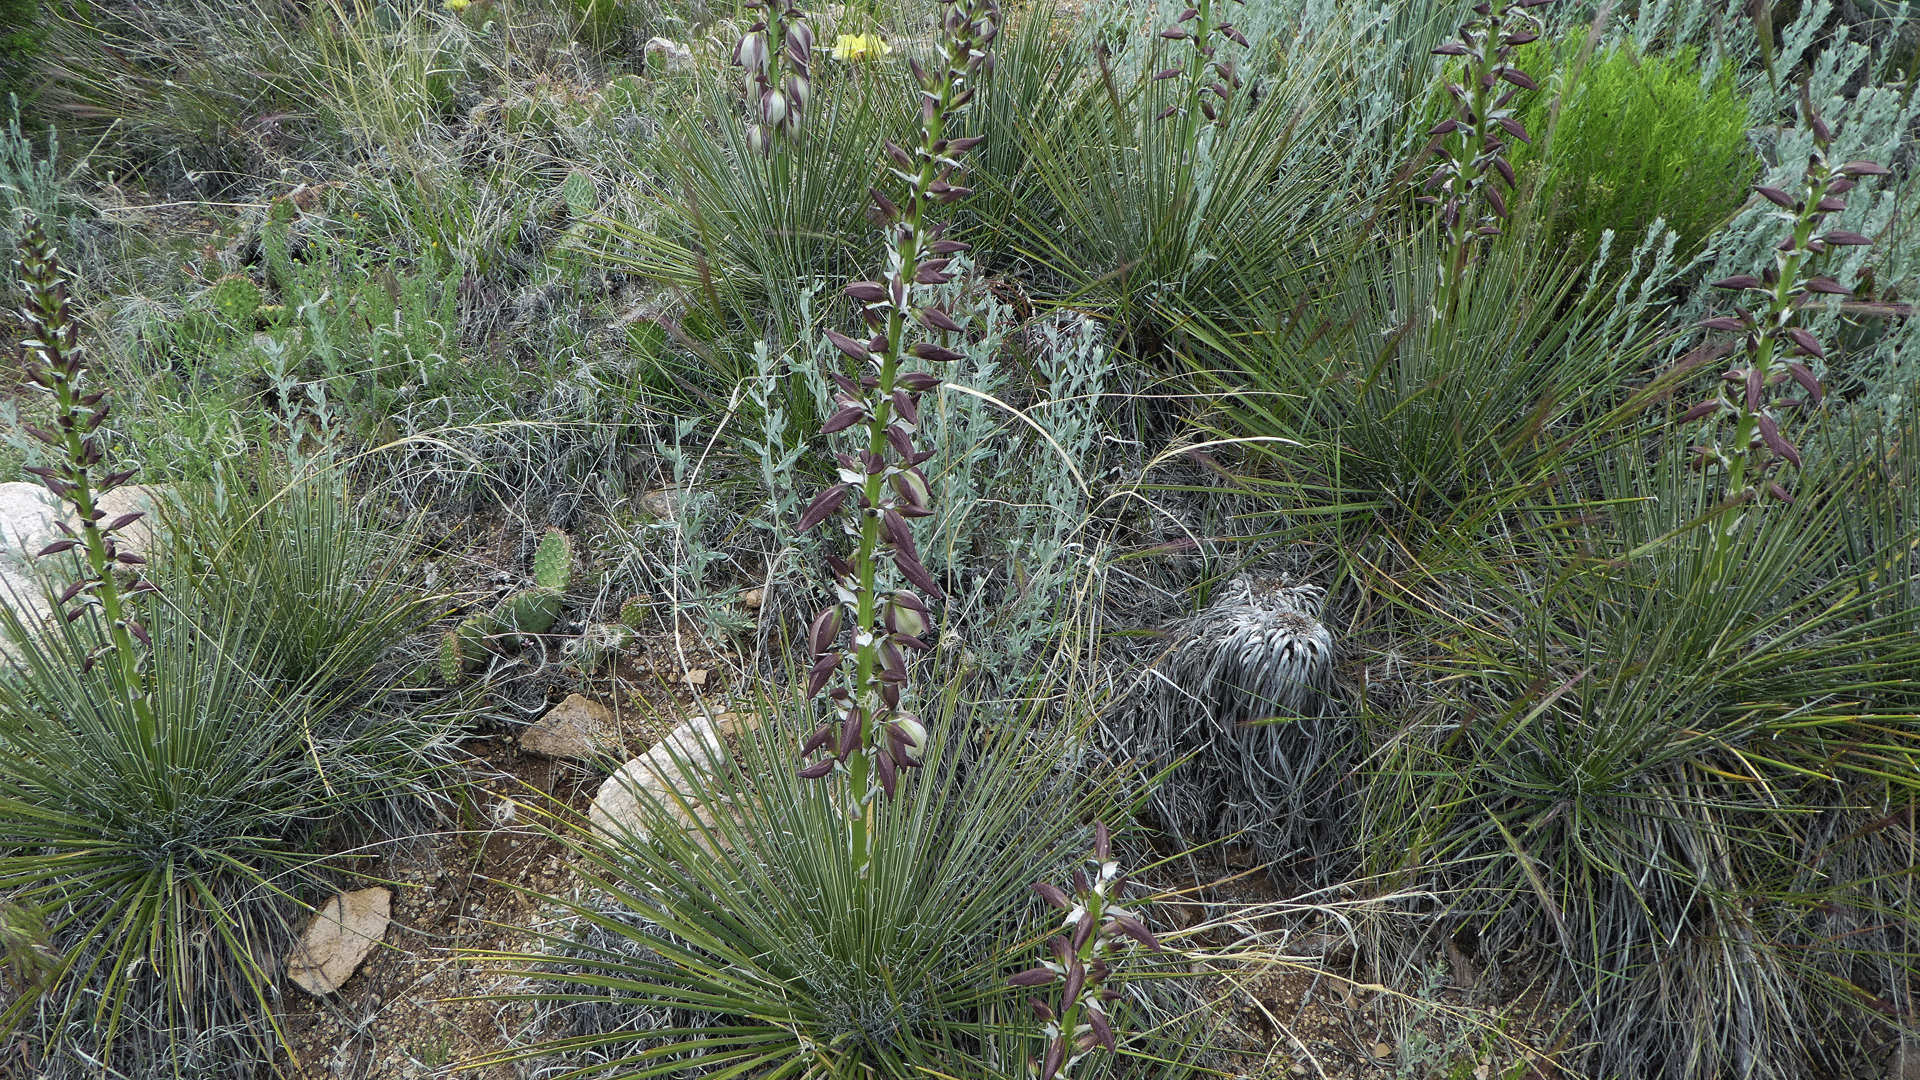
[1109,913,1163,951]
[824,328,871,362]
[1504,29,1539,43]
[797,485,849,532]
[883,509,918,561]
[1755,414,1801,466]
[1009,966,1057,987]
[892,633,930,651]
[1787,363,1823,404]
[1839,160,1889,177]
[1816,196,1847,212]
[838,708,863,757]
[1072,869,1088,894]
[1070,914,1094,953]
[914,264,955,284]
[1821,230,1873,246]
[892,548,944,600]
[886,423,915,460]
[1223,25,1248,45]
[1767,482,1795,504]
[1200,98,1217,121]
[897,371,942,392]
[1804,277,1850,295]
[1494,116,1529,142]
[806,653,841,698]
[35,540,79,557]
[103,512,144,533]
[869,187,900,222]
[798,758,836,780]
[1754,185,1794,209]
[868,334,889,354]
[909,343,965,363]
[802,722,836,757]
[114,552,144,565]
[64,608,85,624]
[891,390,920,425]
[1812,116,1831,143]
[1711,275,1766,291]
[1159,27,1189,38]
[1498,67,1537,89]
[126,620,149,646]
[1177,5,1197,17]
[1431,42,1470,55]
[1061,963,1086,1011]
[828,371,861,398]
[1040,1035,1065,1080]
[1828,177,1857,193]
[820,404,866,435]
[1786,326,1825,358]
[1033,881,1072,909]
[860,449,885,474]
[885,141,914,170]
[1028,996,1056,1021]
[927,239,969,255]
[808,607,843,655]
[1492,157,1516,188]
[1679,399,1720,423]
[1088,1010,1116,1052]
[57,579,88,603]
[946,136,985,153]
[1486,185,1507,219]
[1156,105,1180,120]
[1095,821,1111,860]
[916,306,964,333]
[845,281,889,303]
[1698,316,1744,330]
[1745,366,1764,411]
[875,745,898,798]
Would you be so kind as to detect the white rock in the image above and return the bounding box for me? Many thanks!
[0,482,171,624]
[589,713,757,844]
[285,887,391,996]
[643,37,695,73]
[522,693,622,760]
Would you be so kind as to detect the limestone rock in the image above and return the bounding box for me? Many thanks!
[643,37,694,73]
[522,693,622,760]
[286,887,391,996]
[0,482,172,623]
[589,712,758,845]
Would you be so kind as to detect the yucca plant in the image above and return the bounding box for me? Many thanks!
[487,685,1149,1079]
[1369,435,1920,1079]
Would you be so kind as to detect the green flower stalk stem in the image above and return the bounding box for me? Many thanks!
[1680,101,1887,571]
[1150,0,1248,127]
[12,215,155,716]
[1009,824,1163,1080]
[1419,0,1552,308]
[795,0,999,868]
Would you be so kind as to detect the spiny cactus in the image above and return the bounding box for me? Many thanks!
[533,527,573,591]
[618,594,649,630]
[436,587,566,681]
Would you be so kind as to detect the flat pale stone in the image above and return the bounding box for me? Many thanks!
[589,714,733,844]
[521,693,621,760]
[286,887,391,996]
[0,482,172,624]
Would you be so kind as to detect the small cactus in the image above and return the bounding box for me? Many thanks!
[208,274,264,326]
[533,528,574,591]
[618,594,650,630]
[561,170,599,217]
[498,587,563,641]
[437,630,468,684]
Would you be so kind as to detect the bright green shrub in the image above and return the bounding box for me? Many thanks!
[1513,38,1757,263]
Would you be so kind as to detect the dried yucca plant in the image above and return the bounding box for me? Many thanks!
[1107,574,1346,880]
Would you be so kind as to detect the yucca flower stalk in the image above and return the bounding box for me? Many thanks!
[1150,0,1248,127]
[12,214,155,710]
[1008,823,1163,1080]
[794,0,999,867]
[733,0,814,155]
[1678,99,1886,577]
[1418,0,1553,305]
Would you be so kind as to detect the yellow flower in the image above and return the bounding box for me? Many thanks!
[830,33,891,62]
[443,0,471,10]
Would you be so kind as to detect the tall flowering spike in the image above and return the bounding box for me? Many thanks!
[1153,0,1247,127]
[733,1,813,151]
[12,214,156,718]
[1681,98,1886,523]
[1017,823,1157,1077]
[795,0,998,818]
[1422,0,1552,300]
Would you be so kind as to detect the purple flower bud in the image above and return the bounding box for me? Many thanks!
[1767,482,1795,504]
[1153,67,1182,80]
[1756,414,1802,467]
[808,607,843,656]
[1028,996,1055,1021]
[1712,275,1765,291]
[1089,1009,1116,1051]
[820,403,866,434]
[893,548,945,600]
[1041,1035,1065,1080]
[1431,42,1470,55]
[798,758,835,780]
[824,328,870,362]
[1095,821,1111,860]
[838,708,863,757]
[805,652,841,699]
[909,343,965,363]
[1070,914,1094,953]
[1008,966,1057,987]
[797,485,849,532]
[1679,399,1720,423]
[875,744,898,798]
[1109,913,1162,951]
[891,390,920,426]
[1754,185,1794,208]
[897,371,942,392]
[1820,230,1873,246]
[1839,160,1890,177]
[1786,363,1823,404]
[1033,881,1072,909]
[845,281,889,303]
